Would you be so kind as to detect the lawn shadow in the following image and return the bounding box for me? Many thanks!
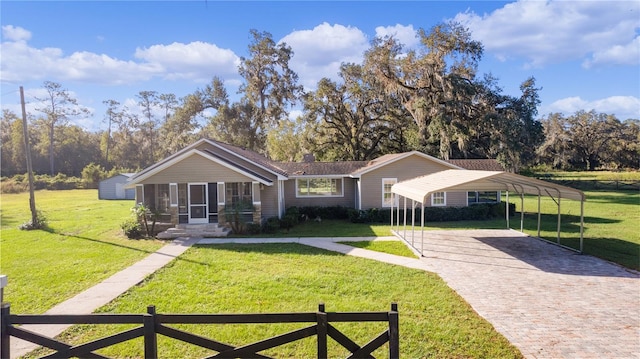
[193,242,345,257]
[48,230,212,267]
[472,234,638,278]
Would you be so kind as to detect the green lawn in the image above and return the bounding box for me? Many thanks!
[0,189,164,313]
[32,244,521,359]
[514,190,639,269]
[338,240,419,258]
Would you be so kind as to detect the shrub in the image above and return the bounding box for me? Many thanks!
[294,205,350,221]
[263,216,281,234]
[348,202,515,223]
[279,214,297,233]
[19,210,48,231]
[246,222,262,235]
[121,218,143,239]
[81,163,106,189]
[284,206,300,224]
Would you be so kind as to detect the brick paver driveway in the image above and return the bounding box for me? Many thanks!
[402,229,639,359]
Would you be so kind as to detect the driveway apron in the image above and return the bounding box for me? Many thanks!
[401,229,639,359]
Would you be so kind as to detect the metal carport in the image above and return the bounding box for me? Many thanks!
[390,169,586,254]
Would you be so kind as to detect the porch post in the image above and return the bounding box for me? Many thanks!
[217,182,226,225]
[252,182,261,223]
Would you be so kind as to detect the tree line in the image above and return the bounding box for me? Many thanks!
[2,22,638,179]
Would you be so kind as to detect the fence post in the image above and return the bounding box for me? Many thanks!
[144,305,158,359]
[1,303,10,359]
[388,302,399,359]
[317,303,327,359]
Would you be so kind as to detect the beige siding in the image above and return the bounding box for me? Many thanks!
[283,177,356,208]
[360,155,456,209]
[260,184,280,218]
[141,154,256,184]
[445,192,467,207]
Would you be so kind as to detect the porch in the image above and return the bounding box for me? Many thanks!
[135,182,262,226]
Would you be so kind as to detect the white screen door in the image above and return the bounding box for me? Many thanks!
[188,183,208,224]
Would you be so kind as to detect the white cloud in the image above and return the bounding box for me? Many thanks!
[2,25,31,42]
[545,95,640,120]
[134,41,240,82]
[281,22,369,89]
[0,26,241,86]
[583,36,640,68]
[375,24,419,48]
[454,0,640,68]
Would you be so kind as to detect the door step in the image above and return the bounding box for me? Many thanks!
[156,224,231,239]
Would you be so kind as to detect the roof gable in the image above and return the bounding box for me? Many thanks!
[126,149,274,186]
[351,151,461,177]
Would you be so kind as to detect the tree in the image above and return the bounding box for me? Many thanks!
[480,77,543,172]
[34,81,90,175]
[303,63,409,161]
[364,21,483,159]
[537,111,638,170]
[102,99,122,168]
[237,29,303,153]
[0,110,26,176]
[266,117,310,162]
[136,91,160,166]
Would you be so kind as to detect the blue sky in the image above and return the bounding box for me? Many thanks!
[1,1,639,131]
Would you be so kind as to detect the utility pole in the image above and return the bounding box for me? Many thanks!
[20,86,38,226]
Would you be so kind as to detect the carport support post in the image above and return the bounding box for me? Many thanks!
[556,195,562,244]
[411,200,415,247]
[390,196,394,229]
[520,193,524,232]
[421,202,425,255]
[396,199,400,232]
[580,199,584,253]
[537,192,542,238]
[505,191,510,229]
[403,196,408,243]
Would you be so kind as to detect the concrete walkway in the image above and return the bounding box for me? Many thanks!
[9,237,199,359]
[9,232,640,359]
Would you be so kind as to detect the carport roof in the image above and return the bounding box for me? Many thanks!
[392,170,585,203]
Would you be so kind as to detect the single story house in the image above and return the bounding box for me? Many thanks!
[99,173,136,200]
[125,139,503,225]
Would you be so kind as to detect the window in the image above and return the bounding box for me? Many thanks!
[156,184,170,213]
[382,178,397,207]
[169,183,178,207]
[468,191,499,204]
[296,178,343,197]
[225,182,253,210]
[431,192,446,207]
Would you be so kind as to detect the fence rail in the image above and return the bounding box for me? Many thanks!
[1,302,399,359]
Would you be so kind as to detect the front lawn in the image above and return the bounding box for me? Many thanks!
[38,244,522,358]
[338,240,418,258]
[0,189,164,313]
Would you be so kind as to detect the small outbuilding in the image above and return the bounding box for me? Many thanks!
[99,173,136,200]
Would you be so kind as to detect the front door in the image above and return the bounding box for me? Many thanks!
[188,183,208,224]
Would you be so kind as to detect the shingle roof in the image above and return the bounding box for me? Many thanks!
[212,140,289,176]
[213,140,505,176]
[276,161,368,176]
[446,159,504,171]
